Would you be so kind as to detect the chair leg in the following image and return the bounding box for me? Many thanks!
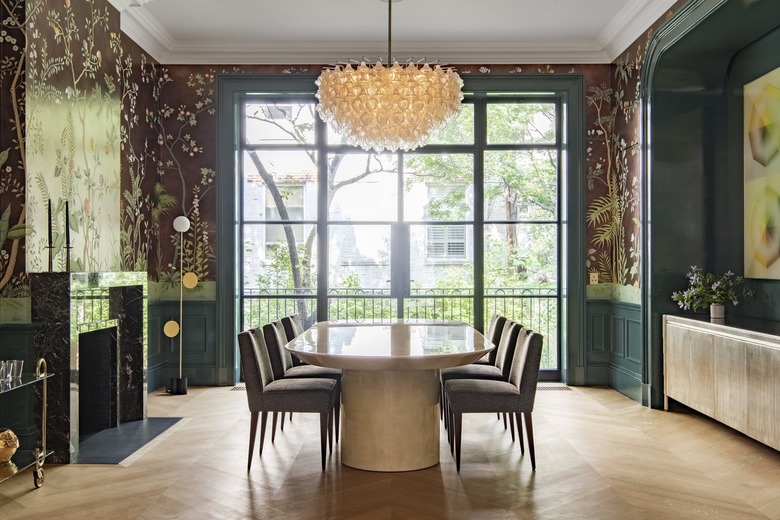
[328,409,334,454]
[289,412,293,422]
[271,411,278,443]
[259,411,268,456]
[447,402,454,452]
[523,412,536,470]
[247,411,259,471]
[453,412,463,472]
[319,412,328,471]
[515,413,525,454]
[334,386,341,443]
[280,411,286,432]
[503,412,508,430]
[508,411,515,442]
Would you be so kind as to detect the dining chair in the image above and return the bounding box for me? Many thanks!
[237,328,336,471]
[262,320,342,441]
[445,329,544,471]
[281,314,304,343]
[473,313,507,366]
[440,320,522,435]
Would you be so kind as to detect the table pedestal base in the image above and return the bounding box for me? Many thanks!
[340,369,440,471]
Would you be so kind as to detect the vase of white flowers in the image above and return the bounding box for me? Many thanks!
[671,266,752,319]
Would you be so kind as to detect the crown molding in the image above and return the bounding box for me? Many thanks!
[119,3,175,63]
[601,0,678,62]
[118,1,669,66]
[121,38,610,66]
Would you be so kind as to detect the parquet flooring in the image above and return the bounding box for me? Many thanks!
[1,385,780,519]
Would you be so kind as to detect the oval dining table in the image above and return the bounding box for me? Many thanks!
[285,319,494,472]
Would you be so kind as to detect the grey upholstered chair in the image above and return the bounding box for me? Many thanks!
[262,320,342,441]
[281,314,304,343]
[473,313,508,366]
[281,314,306,367]
[445,329,544,471]
[237,328,336,471]
[440,320,522,435]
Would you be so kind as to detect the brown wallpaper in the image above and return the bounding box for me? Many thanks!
[1,0,690,303]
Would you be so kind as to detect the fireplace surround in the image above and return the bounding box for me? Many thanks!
[30,272,147,463]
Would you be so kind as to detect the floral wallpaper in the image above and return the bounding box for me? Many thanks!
[586,0,689,296]
[1,0,688,315]
[25,0,121,272]
[0,0,34,298]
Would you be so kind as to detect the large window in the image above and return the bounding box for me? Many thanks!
[232,80,567,378]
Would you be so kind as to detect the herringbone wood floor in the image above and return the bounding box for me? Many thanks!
[1,385,779,519]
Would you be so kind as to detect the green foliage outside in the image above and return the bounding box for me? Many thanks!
[242,101,560,367]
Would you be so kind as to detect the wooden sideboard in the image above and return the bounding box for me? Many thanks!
[663,315,780,451]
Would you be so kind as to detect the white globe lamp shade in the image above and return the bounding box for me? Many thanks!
[173,216,190,233]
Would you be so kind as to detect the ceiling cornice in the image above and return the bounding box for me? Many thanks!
[118,1,674,66]
[601,0,678,62]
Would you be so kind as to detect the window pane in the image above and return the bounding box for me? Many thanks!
[484,224,557,288]
[242,223,318,293]
[328,224,391,290]
[426,104,474,145]
[407,223,473,322]
[403,154,473,221]
[242,297,317,331]
[487,102,556,145]
[242,151,317,221]
[328,154,397,221]
[484,150,558,221]
[484,296,557,369]
[244,102,316,145]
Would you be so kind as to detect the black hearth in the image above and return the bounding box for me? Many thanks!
[78,327,118,435]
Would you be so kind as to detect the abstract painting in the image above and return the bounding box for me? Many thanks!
[744,67,780,278]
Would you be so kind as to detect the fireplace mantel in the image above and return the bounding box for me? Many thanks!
[30,272,147,463]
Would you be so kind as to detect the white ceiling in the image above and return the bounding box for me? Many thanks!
[108,0,678,65]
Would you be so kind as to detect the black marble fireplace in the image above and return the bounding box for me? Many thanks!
[29,272,147,463]
[78,327,118,435]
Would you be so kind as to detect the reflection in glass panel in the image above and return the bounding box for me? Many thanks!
[484,224,557,289]
[426,104,474,145]
[484,150,558,221]
[328,154,398,221]
[487,102,556,144]
[242,151,318,220]
[403,154,473,221]
[244,102,316,145]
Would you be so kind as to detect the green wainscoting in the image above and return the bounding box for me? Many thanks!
[147,301,221,391]
[586,301,643,403]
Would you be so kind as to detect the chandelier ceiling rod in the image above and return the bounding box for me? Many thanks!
[387,0,392,64]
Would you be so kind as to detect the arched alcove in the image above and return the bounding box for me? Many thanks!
[643,0,780,408]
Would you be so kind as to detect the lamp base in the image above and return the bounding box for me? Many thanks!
[168,377,188,395]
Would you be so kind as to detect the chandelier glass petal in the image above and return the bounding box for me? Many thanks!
[316,61,463,152]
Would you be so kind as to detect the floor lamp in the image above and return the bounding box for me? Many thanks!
[163,215,198,395]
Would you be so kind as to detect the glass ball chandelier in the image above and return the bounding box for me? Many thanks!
[315,0,463,153]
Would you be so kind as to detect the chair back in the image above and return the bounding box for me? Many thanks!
[237,328,275,411]
[262,321,294,379]
[508,330,544,411]
[281,314,304,342]
[494,320,522,380]
[486,314,507,364]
